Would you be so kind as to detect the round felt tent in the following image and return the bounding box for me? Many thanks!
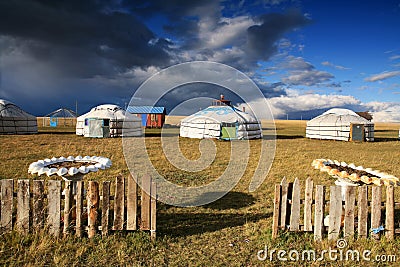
[180,99,262,140]
[76,104,142,137]
[306,108,374,141]
[0,99,38,134]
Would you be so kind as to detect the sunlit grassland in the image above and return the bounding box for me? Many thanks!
[0,120,400,266]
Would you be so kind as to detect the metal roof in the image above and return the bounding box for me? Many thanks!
[44,108,77,118]
[126,106,165,114]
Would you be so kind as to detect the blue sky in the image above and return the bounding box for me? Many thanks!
[0,0,399,121]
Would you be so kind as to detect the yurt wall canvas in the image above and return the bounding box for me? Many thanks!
[180,106,262,140]
[76,104,142,138]
[306,108,374,142]
[0,99,38,134]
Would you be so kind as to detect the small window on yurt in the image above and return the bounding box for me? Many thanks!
[103,119,110,127]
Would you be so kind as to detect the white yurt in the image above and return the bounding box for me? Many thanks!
[306,108,374,141]
[180,96,262,140]
[76,104,142,137]
[0,99,38,134]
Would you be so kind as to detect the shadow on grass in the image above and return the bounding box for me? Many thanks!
[158,211,272,237]
[276,135,304,139]
[372,137,399,142]
[203,191,256,210]
[37,131,75,135]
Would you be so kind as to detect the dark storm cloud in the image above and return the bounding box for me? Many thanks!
[245,9,310,63]
[0,0,172,78]
[0,0,312,115]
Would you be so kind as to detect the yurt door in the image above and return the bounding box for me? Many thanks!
[350,123,364,141]
[220,122,237,140]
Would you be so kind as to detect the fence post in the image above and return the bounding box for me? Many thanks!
[289,178,300,231]
[304,177,313,232]
[357,186,368,239]
[75,181,84,237]
[16,179,30,233]
[280,177,288,230]
[32,180,45,231]
[63,181,72,237]
[113,175,125,230]
[88,181,99,238]
[344,186,355,238]
[47,180,61,237]
[127,173,138,231]
[150,182,157,240]
[371,186,382,240]
[1,179,14,232]
[328,186,342,240]
[385,186,395,240]
[102,181,110,236]
[272,184,281,238]
[314,185,325,241]
[141,174,152,230]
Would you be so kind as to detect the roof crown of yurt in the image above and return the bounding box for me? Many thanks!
[0,99,38,134]
[42,108,77,127]
[76,104,142,138]
[180,95,262,140]
[306,108,374,142]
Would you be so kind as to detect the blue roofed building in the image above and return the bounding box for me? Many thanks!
[126,106,166,128]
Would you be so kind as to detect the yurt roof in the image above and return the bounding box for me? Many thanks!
[181,105,259,124]
[0,99,36,119]
[78,104,140,121]
[321,108,359,116]
[308,108,371,125]
[45,108,77,118]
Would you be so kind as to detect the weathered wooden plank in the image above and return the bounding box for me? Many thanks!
[385,186,395,240]
[32,180,45,230]
[328,186,342,240]
[150,182,157,240]
[113,175,125,230]
[75,181,84,237]
[344,186,355,238]
[141,174,152,230]
[304,177,313,232]
[357,186,368,239]
[314,185,325,241]
[272,184,281,239]
[371,186,382,240]
[1,179,14,232]
[279,177,288,229]
[16,180,30,233]
[289,178,300,231]
[127,173,137,230]
[88,181,99,238]
[101,181,110,236]
[47,180,61,237]
[63,180,73,236]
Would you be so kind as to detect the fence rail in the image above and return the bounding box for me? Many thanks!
[272,177,399,241]
[0,174,156,239]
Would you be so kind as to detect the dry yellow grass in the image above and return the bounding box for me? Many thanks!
[0,120,399,266]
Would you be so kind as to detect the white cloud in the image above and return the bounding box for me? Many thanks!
[321,61,350,70]
[365,71,400,82]
[389,55,400,61]
[283,70,334,86]
[364,102,400,122]
[238,89,400,122]
[198,16,254,50]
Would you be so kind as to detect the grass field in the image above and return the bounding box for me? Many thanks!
[0,119,400,266]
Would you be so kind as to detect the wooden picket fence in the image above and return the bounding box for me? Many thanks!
[272,177,400,241]
[0,174,157,239]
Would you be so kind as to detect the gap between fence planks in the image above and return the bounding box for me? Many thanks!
[0,174,157,239]
[272,177,399,241]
